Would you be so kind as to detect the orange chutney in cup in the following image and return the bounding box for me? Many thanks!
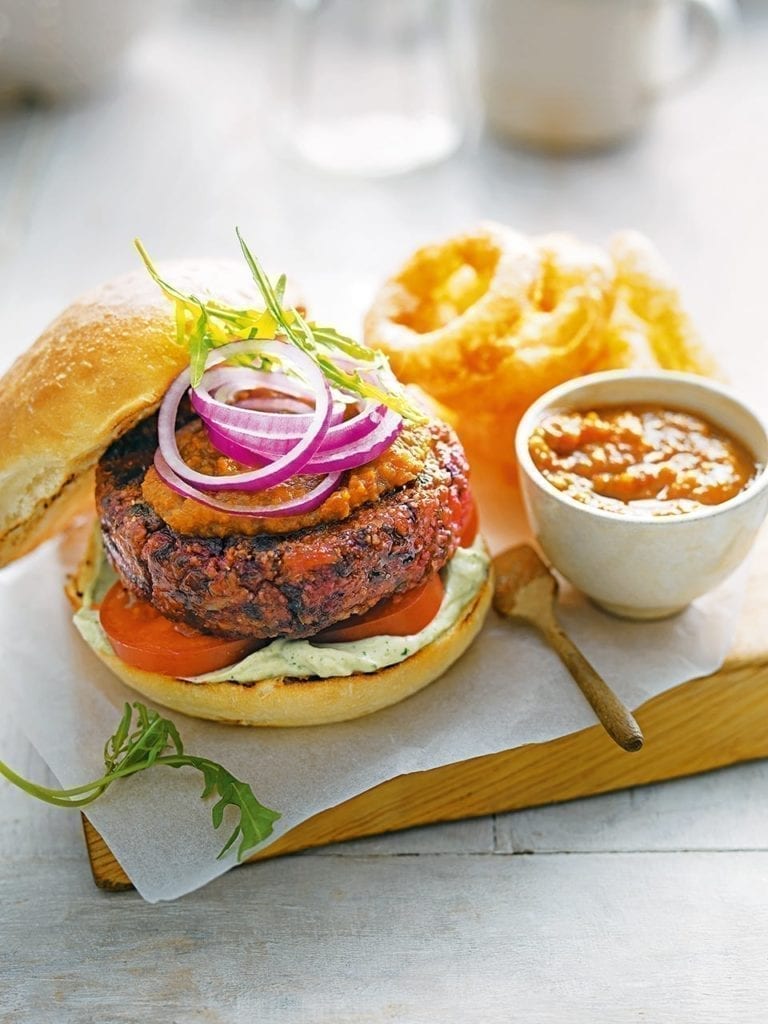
[528,405,758,516]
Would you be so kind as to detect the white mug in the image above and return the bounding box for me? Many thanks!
[477,0,734,151]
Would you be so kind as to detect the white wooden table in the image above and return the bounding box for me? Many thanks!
[2,2,768,1020]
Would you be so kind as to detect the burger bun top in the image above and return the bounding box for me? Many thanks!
[0,259,266,568]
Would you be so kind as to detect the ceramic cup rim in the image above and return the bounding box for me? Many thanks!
[515,369,768,527]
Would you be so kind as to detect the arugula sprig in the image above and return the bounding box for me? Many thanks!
[0,702,280,862]
[235,229,422,421]
[135,238,280,386]
[134,232,425,422]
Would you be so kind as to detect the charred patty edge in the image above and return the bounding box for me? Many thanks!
[96,413,472,640]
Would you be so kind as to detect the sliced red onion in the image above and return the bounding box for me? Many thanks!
[193,386,346,437]
[203,422,268,468]
[210,375,347,420]
[199,397,391,457]
[157,341,331,492]
[319,400,389,450]
[154,452,342,518]
[154,338,405,518]
[303,408,402,472]
[208,366,314,405]
[191,381,318,439]
[229,395,315,415]
[205,409,402,474]
[197,369,403,469]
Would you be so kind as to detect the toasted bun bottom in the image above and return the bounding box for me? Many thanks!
[69,543,493,727]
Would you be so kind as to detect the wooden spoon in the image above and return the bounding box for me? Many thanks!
[493,544,644,753]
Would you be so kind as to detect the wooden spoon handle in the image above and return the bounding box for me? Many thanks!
[542,619,644,753]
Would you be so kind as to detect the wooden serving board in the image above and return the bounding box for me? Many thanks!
[84,519,768,892]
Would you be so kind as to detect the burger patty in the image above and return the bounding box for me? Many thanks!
[96,413,472,640]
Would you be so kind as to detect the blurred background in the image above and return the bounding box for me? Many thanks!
[0,0,764,403]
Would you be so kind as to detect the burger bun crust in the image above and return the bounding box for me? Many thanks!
[0,260,268,569]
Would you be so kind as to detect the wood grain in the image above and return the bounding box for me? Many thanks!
[2,7,768,1022]
[84,496,768,891]
[493,544,643,752]
[83,654,768,890]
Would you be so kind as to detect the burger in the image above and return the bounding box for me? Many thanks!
[0,237,492,727]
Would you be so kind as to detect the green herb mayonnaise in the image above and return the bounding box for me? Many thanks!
[73,536,489,684]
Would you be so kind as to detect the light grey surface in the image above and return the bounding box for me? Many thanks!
[2,0,768,1019]
[5,849,768,1024]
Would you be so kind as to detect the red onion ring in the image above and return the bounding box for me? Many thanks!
[203,422,267,468]
[192,365,346,440]
[154,338,405,518]
[208,366,314,405]
[154,452,343,518]
[198,395,394,455]
[210,370,346,420]
[157,341,331,492]
[301,408,403,472]
[202,408,401,473]
[221,393,315,415]
[210,405,400,467]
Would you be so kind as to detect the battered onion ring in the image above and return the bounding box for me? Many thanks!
[364,224,714,470]
[604,230,716,376]
[363,223,616,416]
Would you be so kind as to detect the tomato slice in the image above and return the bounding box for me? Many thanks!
[99,583,260,677]
[314,572,445,644]
[98,491,477,670]
[460,495,479,547]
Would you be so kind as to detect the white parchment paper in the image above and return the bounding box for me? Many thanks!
[0,520,746,902]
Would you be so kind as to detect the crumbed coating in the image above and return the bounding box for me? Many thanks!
[363,225,716,475]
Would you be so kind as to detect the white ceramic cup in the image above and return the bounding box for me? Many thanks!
[516,371,768,620]
[477,0,734,151]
